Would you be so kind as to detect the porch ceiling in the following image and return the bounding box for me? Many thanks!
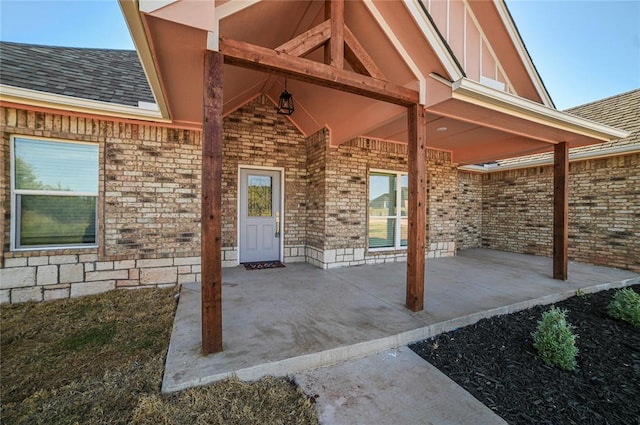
[139,1,424,137]
[128,0,628,165]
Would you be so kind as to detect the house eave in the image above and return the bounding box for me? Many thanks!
[459,143,640,173]
[403,0,464,82]
[493,0,555,108]
[118,0,172,120]
[0,84,172,124]
[451,77,630,142]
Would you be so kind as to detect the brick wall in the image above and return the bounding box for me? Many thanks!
[457,171,482,249]
[327,138,407,250]
[307,137,458,268]
[426,150,457,257]
[1,106,201,303]
[482,166,553,255]
[567,154,639,271]
[221,96,308,264]
[104,127,201,260]
[480,153,640,272]
[305,127,329,252]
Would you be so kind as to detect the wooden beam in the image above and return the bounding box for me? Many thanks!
[325,0,344,68]
[344,25,385,79]
[219,38,419,106]
[201,51,224,355]
[553,141,569,280]
[406,104,427,311]
[276,20,331,58]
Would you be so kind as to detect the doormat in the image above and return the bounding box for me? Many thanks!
[243,261,286,270]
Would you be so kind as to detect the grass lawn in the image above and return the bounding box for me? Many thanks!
[1,287,318,425]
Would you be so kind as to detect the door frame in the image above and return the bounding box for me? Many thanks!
[237,165,285,265]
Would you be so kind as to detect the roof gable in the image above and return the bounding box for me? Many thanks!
[423,0,553,106]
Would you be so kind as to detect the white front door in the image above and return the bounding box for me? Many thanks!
[239,168,281,263]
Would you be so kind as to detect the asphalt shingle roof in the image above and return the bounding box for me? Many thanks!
[0,41,154,107]
[495,88,640,167]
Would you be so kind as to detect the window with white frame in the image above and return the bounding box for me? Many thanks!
[368,170,408,250]
[11,137,99,250]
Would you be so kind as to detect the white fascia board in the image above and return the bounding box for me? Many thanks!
[119,0,171,119]
[493,0,554,108]
[215,0,261,20]
[458,143,640,173]
[452,78,630,141]
[403,0,463,82]
[207,31,219,52]
[363,0,425,104]
[209,0,261,52]
[0,85,171,123]
[139,0,177,14]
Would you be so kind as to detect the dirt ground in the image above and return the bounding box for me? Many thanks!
[1,287,318,425]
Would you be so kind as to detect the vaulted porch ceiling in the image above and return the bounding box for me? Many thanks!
[124,0,627,166]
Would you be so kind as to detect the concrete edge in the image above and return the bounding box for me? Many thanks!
[161,277,639,393]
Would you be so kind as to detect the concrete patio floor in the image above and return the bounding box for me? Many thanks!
[162,248,639,393]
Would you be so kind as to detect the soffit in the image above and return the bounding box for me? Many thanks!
[133,0,626,166]
[140,0,437,140]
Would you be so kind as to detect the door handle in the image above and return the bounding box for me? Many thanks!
[275,211,280,238]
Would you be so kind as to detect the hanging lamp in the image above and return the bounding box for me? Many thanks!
[277,78,294,115]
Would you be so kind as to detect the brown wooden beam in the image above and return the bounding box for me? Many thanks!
[276,20,331,58]
[325,0,344,68]
[344,25,385,79]
[406,104,427,311]
[201,51,224,355]
[219,38,418,106]
[553,141,569,280]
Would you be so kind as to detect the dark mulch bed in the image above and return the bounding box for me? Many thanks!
[410,285,640,425]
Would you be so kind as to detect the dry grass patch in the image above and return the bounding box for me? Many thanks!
[1,288,318,425]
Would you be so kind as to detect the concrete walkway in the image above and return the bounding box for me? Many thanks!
[296,347,507,425]
[162,249,638,422]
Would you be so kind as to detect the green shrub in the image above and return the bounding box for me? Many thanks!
[532,307,578,371]
[608,287,640,328]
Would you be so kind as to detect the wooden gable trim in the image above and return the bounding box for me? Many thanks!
[344,25,386,79]
[275,0,385,81]
[218,37,419,106]
[325,0,345,69]
[276,20,331,57]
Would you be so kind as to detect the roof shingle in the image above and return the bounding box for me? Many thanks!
[0,41,154,107]
[496,89,640,167]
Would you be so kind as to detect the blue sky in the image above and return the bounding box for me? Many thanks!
[1,0,638,110]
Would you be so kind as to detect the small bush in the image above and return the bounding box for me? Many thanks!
[532,307,578,371]
[608,287,640,328]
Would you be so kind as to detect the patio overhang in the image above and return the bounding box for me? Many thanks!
[422,75,629,164]
[118,0,630,356]
[120,1,629,166]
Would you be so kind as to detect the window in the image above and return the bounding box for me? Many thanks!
[368,170,408,250]
[11,137,99,250]
[247,175,272,217]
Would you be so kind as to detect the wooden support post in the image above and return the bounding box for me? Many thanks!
[325,0,344,68]
[553,141,569,280]
[201,51,224,354]
[406,105,427,311]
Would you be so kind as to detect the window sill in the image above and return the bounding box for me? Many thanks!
[10,245,99,253]
[368,247,408,253]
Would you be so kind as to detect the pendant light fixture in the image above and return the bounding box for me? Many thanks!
[277,78,294,115]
